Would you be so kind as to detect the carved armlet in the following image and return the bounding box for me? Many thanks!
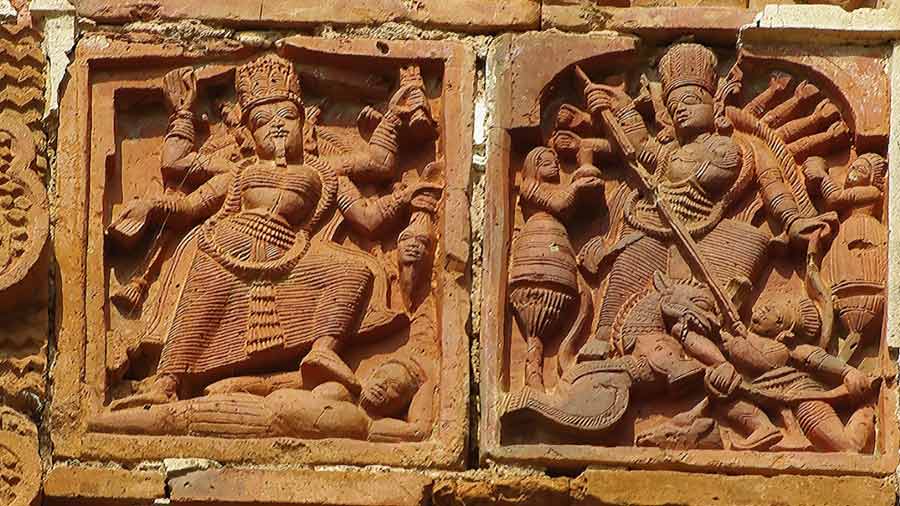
[165,110,196,144]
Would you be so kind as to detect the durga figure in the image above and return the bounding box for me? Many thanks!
[503,43,882,453]
[103,53,439,410]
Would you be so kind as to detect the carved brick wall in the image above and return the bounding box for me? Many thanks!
[0,1,897,505]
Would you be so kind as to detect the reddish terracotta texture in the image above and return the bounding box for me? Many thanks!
[74,0,540,33]
[52,33,473,469]
[542,0,878,21]
[481,32,897,475]
[0,22,48,506]
[169,468,432,505]
[578,470,898,506]
[36,466,900,506]
[43,467,166,506]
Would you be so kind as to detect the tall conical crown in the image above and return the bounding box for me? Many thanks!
[235,54,302,119]
[659,44,718,101]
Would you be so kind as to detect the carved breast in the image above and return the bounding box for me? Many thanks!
[666,134,741,199]
[239,163,322,226]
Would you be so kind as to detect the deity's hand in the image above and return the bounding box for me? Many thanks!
[584,82,632,116]
[571,174,603,193]
[573,162,603,180]
[704,362,742,399]
[107,198,158,249]
[550,130,582,157]
[388,84,420,118]
[403,182,443,213]
[842,367,873,401]
[802,156,829,183]
[786,215,832,248]
[163,67,198,113]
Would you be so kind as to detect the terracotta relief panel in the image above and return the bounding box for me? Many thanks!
[481,32,897,475]
[0,21,48,506]
[52,35,473,468]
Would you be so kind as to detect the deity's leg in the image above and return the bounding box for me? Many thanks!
[593,234,667,349]
[796,400,874,452]
[771,406,813,451]
[298,259,374,395]
[717,398,782,451]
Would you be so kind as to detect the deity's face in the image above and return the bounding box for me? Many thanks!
[360,361,418,417]
[398,230,431,265]
[846,158,873,188]
[247,100,304,162]
[666,85,715,140]
[536,150,560,182]
[750,301,790,337]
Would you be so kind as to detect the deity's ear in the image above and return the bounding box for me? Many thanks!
[652,271,671,293]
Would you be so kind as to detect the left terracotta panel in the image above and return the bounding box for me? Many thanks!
[52,34,474,469]
[0,21,49,506]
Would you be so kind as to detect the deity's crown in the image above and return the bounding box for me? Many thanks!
[235,54,302,119]
[658,43,718,101]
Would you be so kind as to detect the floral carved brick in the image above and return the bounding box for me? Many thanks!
[0,21,49,506]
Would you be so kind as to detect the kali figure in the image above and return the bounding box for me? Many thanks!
[105,54,439,410]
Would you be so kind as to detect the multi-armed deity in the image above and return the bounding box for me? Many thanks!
[90,52,443,441]
[500,43,887,454]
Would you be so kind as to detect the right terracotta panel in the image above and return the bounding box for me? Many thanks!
[481,32,898,475]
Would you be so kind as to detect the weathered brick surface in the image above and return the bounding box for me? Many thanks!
[541,3,757,41]
[43,467,166,505]
[577,470,898,506]
[74,0,541,32]
[433,475,573,506]
[169,469,433,505]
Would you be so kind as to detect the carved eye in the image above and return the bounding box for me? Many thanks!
[680,94,702,106]
[251,110,273,130]
[279,106,299,120]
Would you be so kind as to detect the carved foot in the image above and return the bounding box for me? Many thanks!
[770,431,813,452]
[110,279,147,312]
[731,425,782,451]
[301,348,361,396]
[108,389,174,412]
[108,374,177,411]
[577,336,613,362]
